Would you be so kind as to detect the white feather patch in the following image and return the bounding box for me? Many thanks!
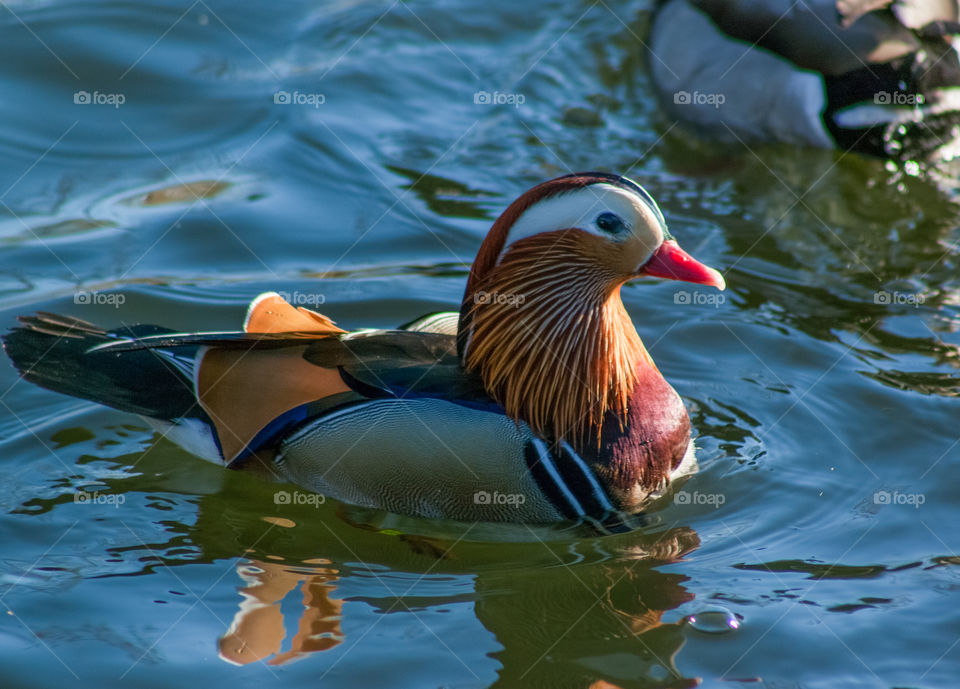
[147,417,223,464]
[504,183,664,252]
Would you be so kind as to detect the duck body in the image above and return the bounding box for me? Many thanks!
[650,0,960,159]
[4,173,723,529]
[272,347,691,526]
[271,369,689,526]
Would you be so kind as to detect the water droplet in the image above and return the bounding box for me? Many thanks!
[684,607,741,634]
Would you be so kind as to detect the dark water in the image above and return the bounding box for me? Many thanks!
[1,1,958,687]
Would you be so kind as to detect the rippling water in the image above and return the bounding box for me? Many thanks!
[1,1,959,687]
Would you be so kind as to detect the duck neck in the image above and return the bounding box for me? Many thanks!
[460,233,660,449]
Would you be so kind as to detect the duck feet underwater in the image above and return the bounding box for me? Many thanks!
[3,172,725,534]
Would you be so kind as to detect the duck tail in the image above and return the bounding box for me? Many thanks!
[3,312,206,422]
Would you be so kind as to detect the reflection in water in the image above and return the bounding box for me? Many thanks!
[6,427,709,686]
[477,527,700,689]
[384,165,498,220]
[213,519,700,687]
[219,558,344,666]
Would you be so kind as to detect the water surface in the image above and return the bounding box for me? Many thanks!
[1,1,958,687]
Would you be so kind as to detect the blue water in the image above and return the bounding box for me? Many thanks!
[1,1,959,687]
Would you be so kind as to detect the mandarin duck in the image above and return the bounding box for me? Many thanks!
[3,173,724,531]
[651,0,960,160]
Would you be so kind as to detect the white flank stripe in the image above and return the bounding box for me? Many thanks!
[531,437,585,518]
[558,439,616,513]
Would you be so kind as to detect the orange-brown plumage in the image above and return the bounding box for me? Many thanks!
[195,294,350,461]
[243,292,345,335]
[463,229,656,448]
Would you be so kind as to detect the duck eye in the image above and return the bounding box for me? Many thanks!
[595,212,625,234]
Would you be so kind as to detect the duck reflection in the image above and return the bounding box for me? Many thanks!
[213,516,700,687]
[474,526,699,689]
[218,558,344,665]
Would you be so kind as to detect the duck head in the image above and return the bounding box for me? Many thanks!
[459,172,724,448]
